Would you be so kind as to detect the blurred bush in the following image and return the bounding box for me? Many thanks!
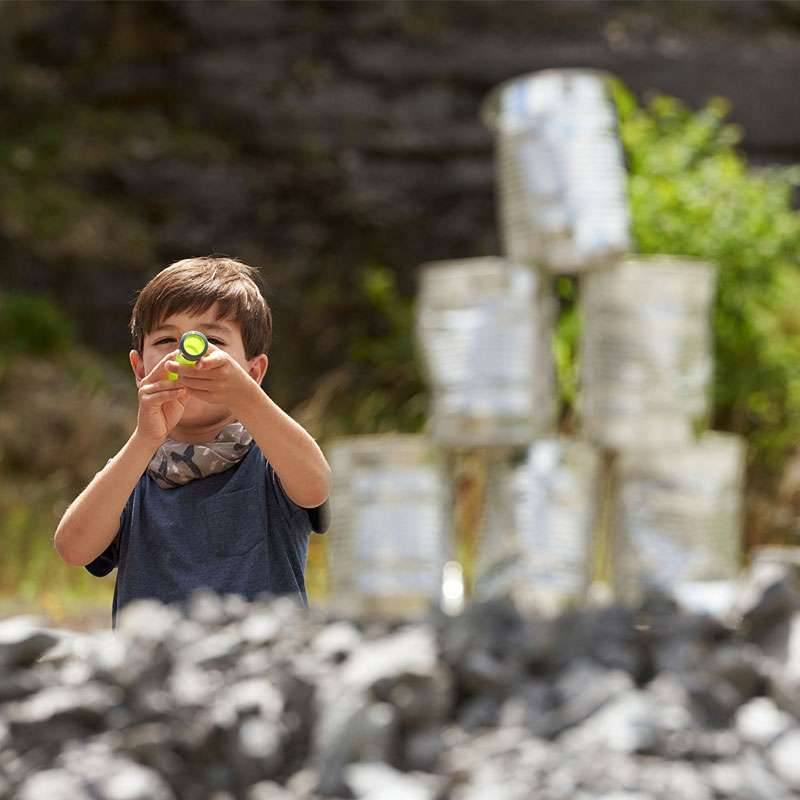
[292,262,428,440]
[0,292,136,612]
[0,290,75,362]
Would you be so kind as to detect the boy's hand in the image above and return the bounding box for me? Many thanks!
[135,349,188,445]
[165,345,259,416]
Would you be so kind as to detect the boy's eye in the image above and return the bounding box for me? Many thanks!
[153,336,225,347]
[153,336,224,346]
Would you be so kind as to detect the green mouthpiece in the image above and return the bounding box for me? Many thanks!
[167,330,209,380]
[180,331,209,361]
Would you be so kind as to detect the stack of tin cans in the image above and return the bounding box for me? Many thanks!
[579,255,718,449]
[324,68,746,617]
[481,69,631,274]
[324,435,451,617]
[478,69,743,608]
[610,433,746,606]
[414,257,558,446]
[472,438,602,613]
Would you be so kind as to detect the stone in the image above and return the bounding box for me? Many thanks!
[532,662,634,738]
[739,749,795,800]
[3,564,800,798]
[345,762,444,800]
[96,760,176,800]
[558,689,660,754]
[247,781,297,800]
[116,599,184,640]
[16,769,92,800]
[736,563,800,653]
[0,617,58,669]
[316,701,398,796]
[342,627,439,691]
[769,729,800,791]
[735,697,794,746]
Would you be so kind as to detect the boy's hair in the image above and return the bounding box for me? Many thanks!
[130,256,272,358]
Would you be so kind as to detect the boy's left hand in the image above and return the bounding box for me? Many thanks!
[165,345,259,415]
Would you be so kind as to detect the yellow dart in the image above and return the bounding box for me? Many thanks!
[166,330,209,380]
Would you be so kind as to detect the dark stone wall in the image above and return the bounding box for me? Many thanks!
[2,0,800,403]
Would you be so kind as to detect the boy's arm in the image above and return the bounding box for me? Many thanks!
[53,430,159,566]
[166,346,330,509]
[54,348,185,566]
[236,384,331,510]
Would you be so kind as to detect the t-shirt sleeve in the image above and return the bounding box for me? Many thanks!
[84,472,132,577]
[84,533,120,577]
[266,461,329,534]
[306,500,330,535]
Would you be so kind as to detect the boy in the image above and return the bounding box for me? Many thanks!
[54,256,331,628]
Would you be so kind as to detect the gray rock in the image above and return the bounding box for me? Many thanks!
[116,599,184,640]
[342,627,439,690]
[96,760,176,800]
[3,571,800,798]
[316,702,398,796]
[7,682,122,727]
[558,689,660,754]
[247,781,297,800]
[533,662,634,738]
[16,769,92,800]
[0,617,58,669]
[736,563,800,653]
[735,697,794,746]
[345,762,443,800]
[769,729,800,791]
[312,621,362,662]
[592,795,654,800]
[457,694,501,731]
[739,749,795,800]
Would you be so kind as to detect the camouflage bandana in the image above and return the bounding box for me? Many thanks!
[147,421,254,489]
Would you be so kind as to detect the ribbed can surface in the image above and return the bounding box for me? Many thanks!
[325,435,450,617]
[482,69,631,273]
[579,256,717,449]
[415,257,558,446]
[610,432,746,606]
[474,438,602,613]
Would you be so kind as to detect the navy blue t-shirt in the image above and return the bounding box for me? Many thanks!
[84,442,322,627]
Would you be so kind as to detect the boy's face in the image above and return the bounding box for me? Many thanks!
[130,301,269,431]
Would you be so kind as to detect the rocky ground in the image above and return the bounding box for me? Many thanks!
[1,559,800,800]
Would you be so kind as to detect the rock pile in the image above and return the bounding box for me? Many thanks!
[1,565,800,800]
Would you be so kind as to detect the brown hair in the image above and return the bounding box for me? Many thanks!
[130,256,272,358]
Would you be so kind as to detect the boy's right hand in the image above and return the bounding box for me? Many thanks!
[135,350,188,445]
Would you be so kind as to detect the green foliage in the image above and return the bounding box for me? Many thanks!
[556,83,800,477]
[0,351,135,613]
[553,276,580,425]
[344,264,427,434]
[0,291,75,360]
[0,480,113,608]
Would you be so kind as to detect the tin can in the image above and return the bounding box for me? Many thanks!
[324,435,450,617]
[481,69,631,273]
[474,438,602,613]
[415,257,558,447]
[579,256,717,450]
[610,432,746,606]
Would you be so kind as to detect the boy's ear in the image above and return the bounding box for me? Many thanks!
[130,350,146,386]
[248,354,269,385]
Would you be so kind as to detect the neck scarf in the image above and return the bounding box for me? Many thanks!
[147,421,253,489]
